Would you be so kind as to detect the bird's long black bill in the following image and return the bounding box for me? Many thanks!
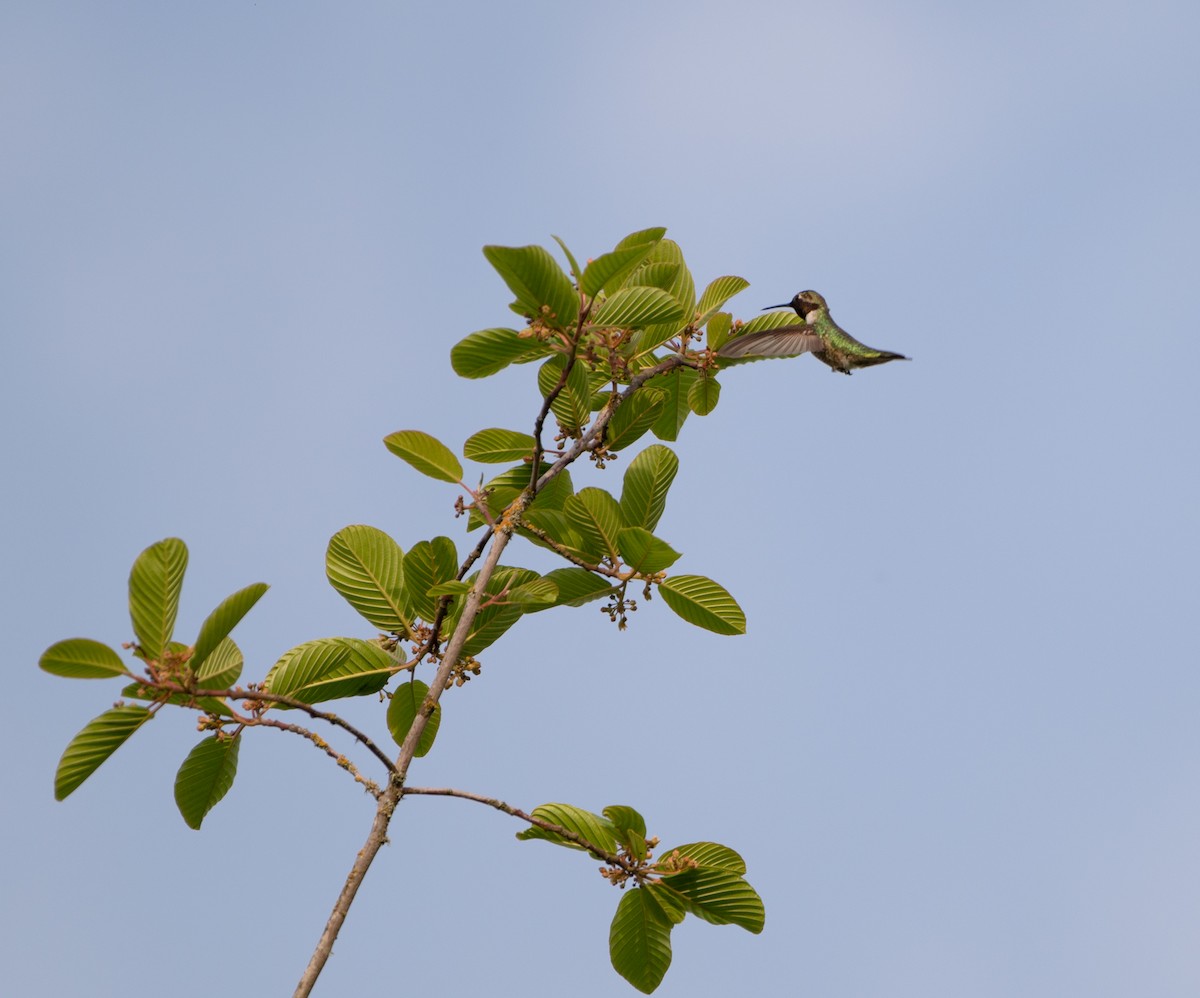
[761,304,792,311]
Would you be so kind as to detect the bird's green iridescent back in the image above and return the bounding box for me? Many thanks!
[807,308,908,374]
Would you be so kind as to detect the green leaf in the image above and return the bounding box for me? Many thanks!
[667,841,747,874]
[658,575,746,636]
[604,804,649,860]
[427,580,472,598]
[383,430,464,484]
[659,867,765,933]
[564,488,625,563]
[128,537,188,660]
[604,388,672,451]
[386,680,441,757]
[450,327,552,379]
[326,525,410,634]
[705,311,732,352]
[507,578,559,610]
[650,367,698,441]
[482,244,579,329]
[401,537,460,621]
[54,705,152,800]
[626,261,682,293]
[40,638,127,679]
[617,527,681,574]
[609,888,674,994]
[195,636,243,689]
[174,734,240,830]
[592,286,685,329]
[468,465,574,531]
[687,373,721,416]
[537,355,592,433]
[604,387,666,452]
[620,445,679,532]
[583,228,666,297]
[520,508,587,558]
[551,234,583,284]
[456,565,541,655]
[632,240,695,354]
[191,582,268,673]
[695,275,750,324]
[542,567,616,606]
[463,428,537,464]
[262,638,393,705]
[515,802,619,857]
[643,882,688,924]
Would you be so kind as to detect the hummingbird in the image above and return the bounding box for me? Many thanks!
[718,290,909,375]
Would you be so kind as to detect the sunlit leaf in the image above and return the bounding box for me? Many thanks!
[450,327,552,379]
[537,355,592,432]
[592,286,685,329]
[605,387,666,452]
[649,368,698,441]
[128,538,188,661]
[402,537,460,621]
[695,275,750,324]
[383,430,464,483]
[620,445,679,532]
[463,428,537,464]
[262,637,393,704]
[564,488,625,562]
[687,374,721,416]
[541,567,616,607]
[658,575,746,635]
[584,228,666,297]
[326,525,410,633]
[191,582,268,673]
[515,802,619,856]
[40,638,127,679]
[704,311,732,352]
[482,244,579,330]
[54,705,152,800]
[617,527,681,574]
[507,578,559,610]
[667,841,747,874]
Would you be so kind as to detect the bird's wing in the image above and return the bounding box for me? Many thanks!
[717,325,824,359]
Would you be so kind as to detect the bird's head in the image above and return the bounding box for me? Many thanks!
[762,290,827,319]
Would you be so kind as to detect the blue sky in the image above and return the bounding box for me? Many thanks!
[4,2,1199,995]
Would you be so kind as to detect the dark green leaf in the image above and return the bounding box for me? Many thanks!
[632,240,695,354]
[128,537,188,660]
[482,244,579,330]
[383,430,464,483]
[457,565,541,655]
[551,234,583,284]
[658,575,746,635]
[463,428,537,464]
[468,465,573,531]
[604,804,649,861]
[609,888,674,994]
[617,527,681,574]
[174,734,240,830]
[326,525,410,634]
[426,580,472,598]
[659,868,765,933]
[620,445,679,532]
[40,638,127,679]
[507,578,559,610]
[450,327,552,379]
[386,680,441,757]
[54,705,152,800]
[191,582,268,673]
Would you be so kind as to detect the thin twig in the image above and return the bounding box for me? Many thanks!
[402,786,634,870]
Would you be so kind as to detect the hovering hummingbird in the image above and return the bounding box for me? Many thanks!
[718,290,909,375]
